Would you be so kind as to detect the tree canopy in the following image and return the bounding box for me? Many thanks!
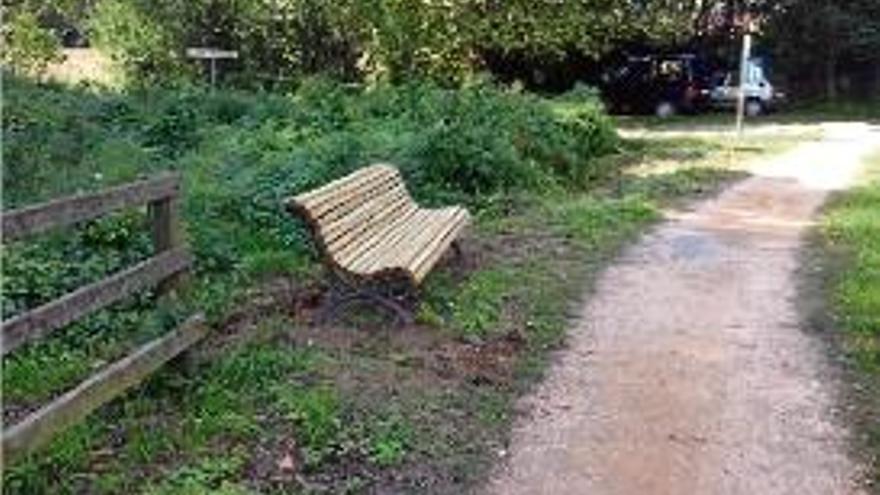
[3,0,878,97]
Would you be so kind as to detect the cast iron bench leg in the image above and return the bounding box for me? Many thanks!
[316,273,415,326]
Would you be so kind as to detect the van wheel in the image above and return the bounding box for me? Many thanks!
[745,99,764,117]
[655,101,676,118]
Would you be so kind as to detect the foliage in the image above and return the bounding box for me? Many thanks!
[74,0,712,86]
[143,456,252,495]
[274,385,342,466]
[83,0,361,86]
[367,415,411,466]
[822,153,880,370]
[2,72,771,492]
[2,77,616,288]
[87,0,191,85]
[354,0,478,84]
[765,0,880,98]
[449,268,516,338]
[1,9,63,75]
[0,77,616,471]
[818,151,880,489]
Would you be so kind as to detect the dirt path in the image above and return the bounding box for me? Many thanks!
[487,123,880,495]
[617,122,826,140]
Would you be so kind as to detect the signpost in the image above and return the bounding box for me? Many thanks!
[185,48,238,87]
[735,32,753,137]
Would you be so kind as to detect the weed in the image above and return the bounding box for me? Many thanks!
[823,151,880,370]
[274,385,342,467]
[450,268,517,339]
[143,454,252,495]
[1,75,769,493]
[814,150,880,492]
[367,415,412,467]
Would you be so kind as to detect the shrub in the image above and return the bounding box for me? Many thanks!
[1,10,63,76]
[88,0,191,86]
[2,76,616,322]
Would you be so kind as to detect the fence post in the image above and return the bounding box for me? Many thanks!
[148,191,186,295]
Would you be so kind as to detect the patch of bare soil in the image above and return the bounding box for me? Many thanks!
[183,212,550,492]
[488,125,880,494]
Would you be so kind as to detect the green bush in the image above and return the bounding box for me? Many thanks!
[1,76,616,337]
[1,10,63,76]
[88,0,192,86]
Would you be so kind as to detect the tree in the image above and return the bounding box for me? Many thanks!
[1,9,63,76]
[765,0,880,99]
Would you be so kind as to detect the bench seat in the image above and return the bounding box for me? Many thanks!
[287,164,470,286]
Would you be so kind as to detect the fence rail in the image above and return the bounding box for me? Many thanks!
[2,247,193,355]
[1,173,206,463]
[2,173,180,242]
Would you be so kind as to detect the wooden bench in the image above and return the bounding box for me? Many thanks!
[286,164,470,324]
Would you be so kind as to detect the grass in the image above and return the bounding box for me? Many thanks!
[0,177,733,493]
[2,78,807,493]
[3,138,767,494]
[822,151,880,370]
[613,98,880,130]
[812,150,880,492]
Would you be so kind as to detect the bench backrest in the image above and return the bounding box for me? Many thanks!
[288,164,417,257]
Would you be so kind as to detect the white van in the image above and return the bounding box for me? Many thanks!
[710,60,783,116]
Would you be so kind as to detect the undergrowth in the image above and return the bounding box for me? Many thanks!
[1,76,764,493]
[817,151,880,491]
[822,152,880,371]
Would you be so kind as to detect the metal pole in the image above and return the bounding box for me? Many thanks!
[210,58,217,88]
[735,32,753,137]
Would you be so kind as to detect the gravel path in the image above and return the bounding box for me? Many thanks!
[487,123,880,495]
[616,122,825,140]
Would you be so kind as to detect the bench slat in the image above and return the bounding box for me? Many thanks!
[296,166,399,219]
[295,165,390,207]
[412,209,470,282]
[288,164,469,285]
[321,184,409,246]
[353,208,452,276]
[367,208,461,277]
[345,208,425,274]
[325,199,414,259]
[334,205,420,269]
[307,174,398,223]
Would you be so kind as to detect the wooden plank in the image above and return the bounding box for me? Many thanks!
[354,206,433,271]
[322,190,411,251]
[342,208,425,272]
[2,247,192,355]
[293,165,401,219]
[320,186,408,243]
[293,164,390,206]
[316,180,406,232]
[411,210,470,282]
[304,171,398,222]
[2,173,181,242]
[332,204,419,268]
[368,210,453,274]
[149,196,187,294]
[1,315,208,463]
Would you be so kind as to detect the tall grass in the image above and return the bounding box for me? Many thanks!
[823,151,880,370]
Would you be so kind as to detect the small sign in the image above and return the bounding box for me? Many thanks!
[185,48,238,60]
[185,47,239,87]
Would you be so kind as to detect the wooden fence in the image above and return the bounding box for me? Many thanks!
[1,173,208,463]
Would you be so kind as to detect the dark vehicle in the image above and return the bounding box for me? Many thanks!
[600,54,713,117]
